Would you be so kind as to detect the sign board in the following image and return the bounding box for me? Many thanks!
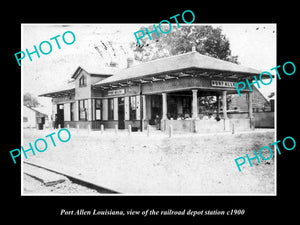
[79,108,86,120]
[211,80,236,88]
[108,89,125,96]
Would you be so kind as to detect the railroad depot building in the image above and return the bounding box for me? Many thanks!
[40,49,273,133]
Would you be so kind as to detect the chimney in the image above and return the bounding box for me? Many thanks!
[127,58,134,68]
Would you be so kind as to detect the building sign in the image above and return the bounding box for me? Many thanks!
[211,80,236,88]
[107,89,126,96]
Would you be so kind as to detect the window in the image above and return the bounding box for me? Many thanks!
[79,100,87,120]
[108,98,114,120]
[95,99,101,120]
[79,75,86,87]
[129,96,137,120]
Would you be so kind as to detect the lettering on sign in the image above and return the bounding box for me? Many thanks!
[211,80,236,88]
[107,89,125,96]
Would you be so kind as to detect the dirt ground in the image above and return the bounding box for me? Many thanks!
[23,173,98,194]
[22,128,275,195]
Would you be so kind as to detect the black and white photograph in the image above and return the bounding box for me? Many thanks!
[3,4,299,223]
[21,23,276,195]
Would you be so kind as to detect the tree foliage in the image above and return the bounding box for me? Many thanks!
[199,95,232,113]
[131,25,237,112]
[24,92,40,108]
[131,25,239,64]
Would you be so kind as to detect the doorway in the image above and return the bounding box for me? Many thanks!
[149,95,162,125]
[118,97,125,129]
[57,104,64,128]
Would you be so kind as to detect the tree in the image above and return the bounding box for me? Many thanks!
[198,95,232,114]
[131,25,238,113]
[131,25,239,64]
[24,92,40,108]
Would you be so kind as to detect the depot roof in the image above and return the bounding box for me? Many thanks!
[94,51,263,87]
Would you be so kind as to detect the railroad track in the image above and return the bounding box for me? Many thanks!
[23,161,119,194]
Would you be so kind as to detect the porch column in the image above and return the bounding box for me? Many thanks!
[142,95,146,131]
[222,90,230,131]
[216,93,220,119]
[136,95,140,120]
[87,99,92,121]
[162,92,167,120]
[142,95,146,120]
[222,90,227,119]
[192,89,198,119]
[248,91,253,118]
[124,96,129,120]
[113,98,118,120]
[102,99,108,120]
[248,91,255,129]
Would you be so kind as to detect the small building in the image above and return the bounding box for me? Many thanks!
[40,49,273,133]
[228,86,272,112]
[228,86,274,128]
[23,105,49,129]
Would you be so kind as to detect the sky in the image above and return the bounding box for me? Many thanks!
[22,23,276,110]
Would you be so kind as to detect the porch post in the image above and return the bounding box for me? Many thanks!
[222,90,230,131]
[161,92,168,131]
[222,90,227,119]
[124,97,129,120]
[216,93,220,119]
[113,98,118,120]
[192,89,198,119]
[142,95,146,131]
[142,95,146,120]
[248,91,255,129]
[248,91,253,118]
[162,92,167,120]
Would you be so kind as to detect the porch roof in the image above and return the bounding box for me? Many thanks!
[94,51,263,87]
[39,81,75,97]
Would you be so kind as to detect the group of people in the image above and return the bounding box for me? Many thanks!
[52,114,61,129]
[202,113,216,120]
[168,113,220,121]
[201,113,221,121]
[154,112,220,129]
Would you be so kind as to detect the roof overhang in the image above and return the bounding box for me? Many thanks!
[39,88,75,98]
[92,51,270,90]
[92,67,261,90]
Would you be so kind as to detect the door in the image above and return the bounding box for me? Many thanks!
[150,95,162,125]
[167,96,178,119]
[118,98,125,129]
[57,104,64,128]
